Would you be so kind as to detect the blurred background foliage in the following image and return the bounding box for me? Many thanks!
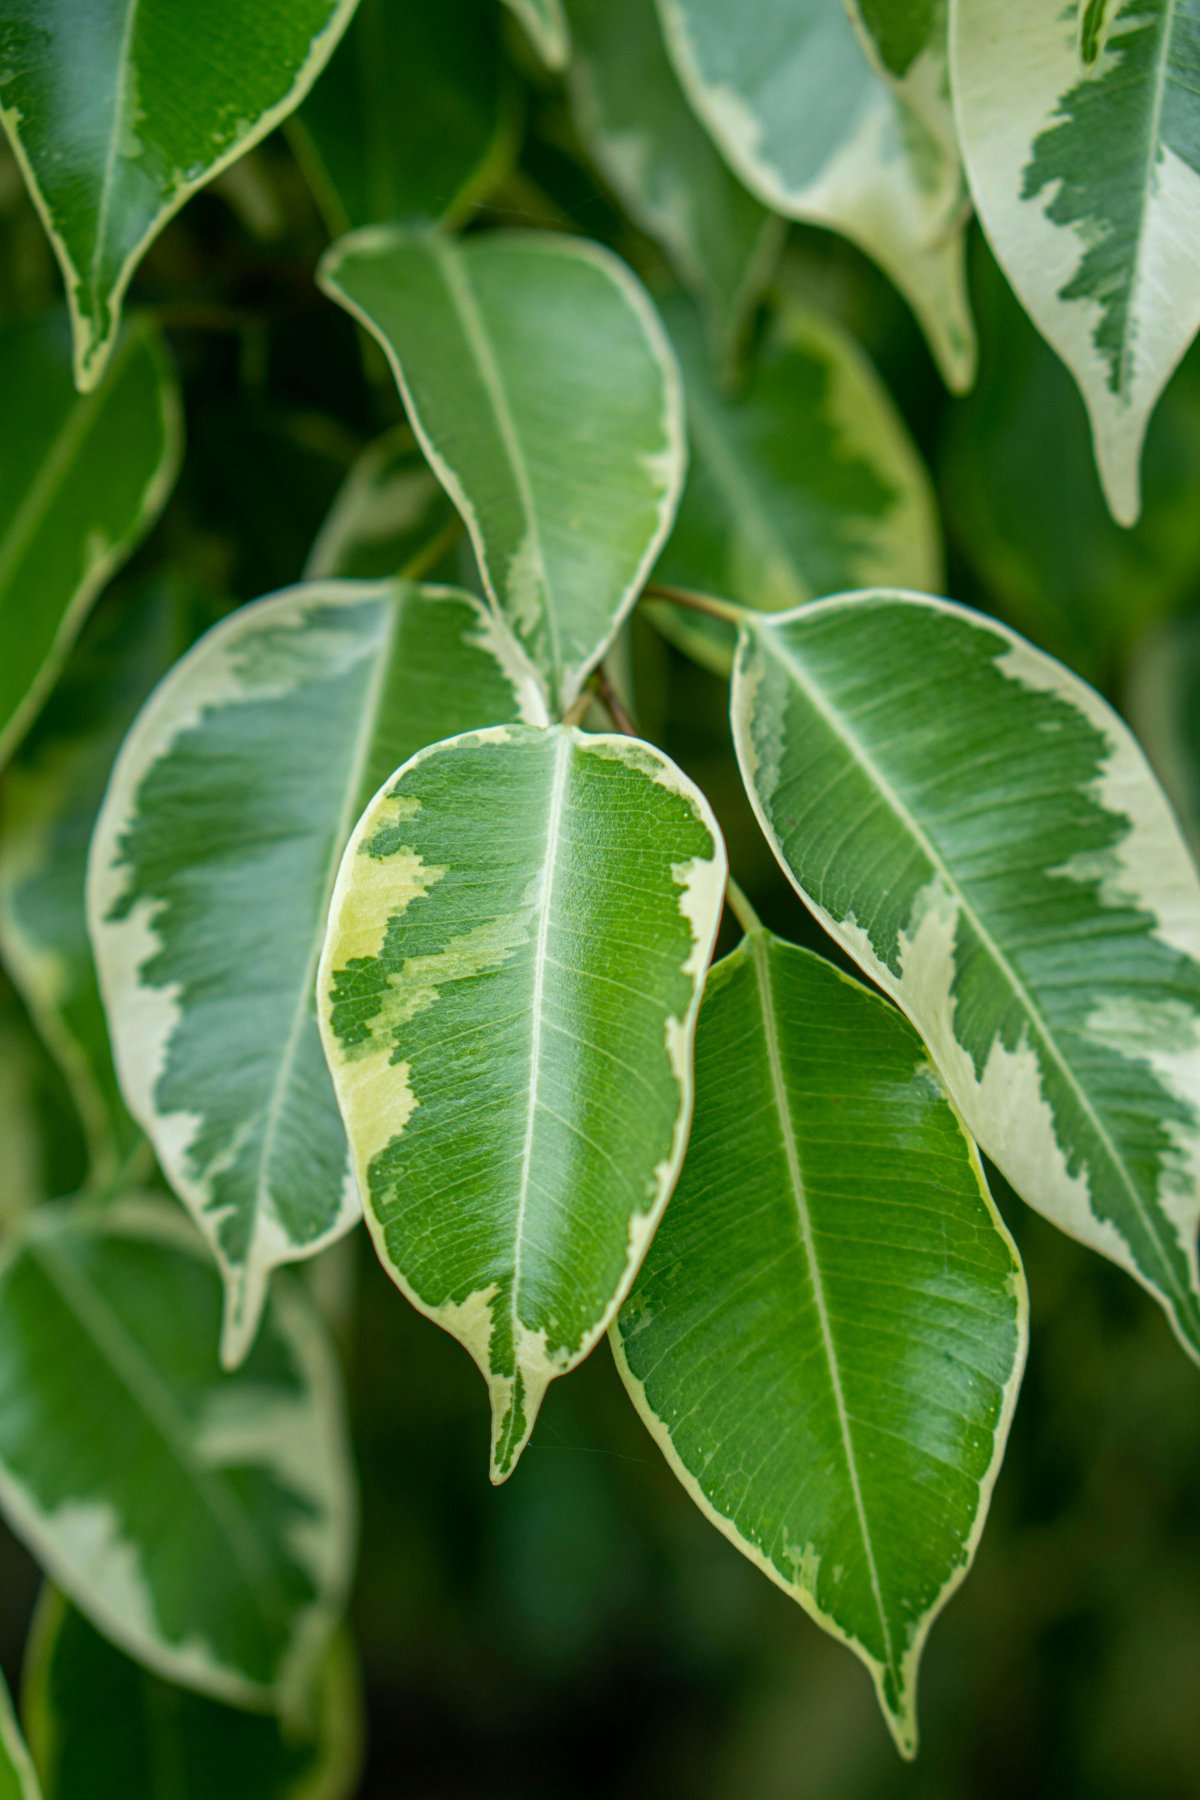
[2,10,1199,1796]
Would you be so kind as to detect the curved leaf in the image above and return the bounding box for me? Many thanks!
[950,0,1200,524]
[319,228,686,715]
[656,0,975,389]
[0,316,180,771]
[566,0,784,364]
[500,0,569,68]
[614,929,1026,1755]
[732,590,1200,1362]
[654,300,941,670]
[319,723,726,1481]
[0,1668,39,1800]
[89,581,542,1367]
[22,1592,360,1800]
[0,0,358,389]
[295,0,515,234]
[304,429,457,583]
[0,1201,355,1708]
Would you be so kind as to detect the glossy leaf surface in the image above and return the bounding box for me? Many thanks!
[615,929,1026,1754]
[23,1593,360,1800]
[0,317,179,771]
[90,581,540,1366]
[319,228,685,714]
[951,0,1200,523]
[657,0,975,388]
[319,723,725,1481]
[733,591,1200,1362]
[0,0,357,388]
[0,1203,354,1708]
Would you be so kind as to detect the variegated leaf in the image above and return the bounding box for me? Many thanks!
[500,0,569,67]
[847,0,961,208]
[319,228,685,715]
[22,1592,360,1800]
[89,581,541,1367]
[0,1667,39,1800]
[656,0,975,389]
[0,316,180,772]
[614,929,1026,1756]
[565,0,784,365]
[304,429,458,583]
[0,1201,355,1708]
[654,299,941,671]
[319,723,726,1481]
[732,590,1200,1362]
[950,0,1200,524]
[0,0,358,389]
[295,0,514,235]
[0,582,181,1185]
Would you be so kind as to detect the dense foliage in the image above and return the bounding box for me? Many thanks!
[0,1,1199,1792]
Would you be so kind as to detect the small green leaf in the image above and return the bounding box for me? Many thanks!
[22,1592,360,1800]
[565,0,784,365]
[656,0,976,388]
[319,228,686,715]
[614,929,1026,1756]
[500,0,569,67]
[732,590,1200,1362]
[0,582,180,1185]
[294,0,515,234]
[0,1667,39,1800]
[654,300,941,670]
[0,316,180,772]
[950,0,1200,524]
[89,580,541,1367]
[305,429,458,583]
[319,723,726,1481]
[0,1201,355,1709]
[0,0,358,389]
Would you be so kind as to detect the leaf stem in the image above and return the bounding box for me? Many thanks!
[591,664,639,737]
[642,581,745,626]
[399,516,463,581]
[725,876,763,936]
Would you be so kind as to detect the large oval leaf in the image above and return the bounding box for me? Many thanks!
[89,581,541,1367]
[0,316,180,771]
[656,0,975,389]
[0,1669,38,1800]
[295,0,514,234]
[22,1593,360,1800]
[654,300,941,670]
[614,928,1026,1755]
[0,0,357,390]
[732,590,1200,1362]
[950,0,1200,524]
[319,723,725,1481]
[319,228,685,715]
[0,1202,354,1708]
[565,0,783,366]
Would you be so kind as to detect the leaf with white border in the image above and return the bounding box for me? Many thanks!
[614,928,1026,1756]
[656,0,976,389]
[319,723,725,1481]
[89,580,542,1368]
[0,315,180,772]
[0,1201,354,1709]
[0,1667,39,1800]
[847,0,961,214]
[0,0,358,390]
[732,589,1200,1363]
[950,0,1200,524]
[318,228,686,715]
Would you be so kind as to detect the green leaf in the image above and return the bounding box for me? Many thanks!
[0,985,51,1233]
[950,0,1200,524]
[0,316,180,772]
[0,582,180,1185]
[656,0,975,389]
[304,429,458,583]
[319,228,685,715]
[732,590,1200,1362]
[294,0,515,235]
[0,0,358,390]
[0,1201,355,1708]
[319,723,725,1481]
[1129,614,1200,859]
[0,1668,39,1800]
[565,0,784,365]
[614,928,1026,1756]
[22,1592,360,1800]
[500,0,569,68]
[654,300,941,671]
[89,580,541,1367]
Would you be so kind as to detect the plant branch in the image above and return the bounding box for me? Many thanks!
[642,581,745,626]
